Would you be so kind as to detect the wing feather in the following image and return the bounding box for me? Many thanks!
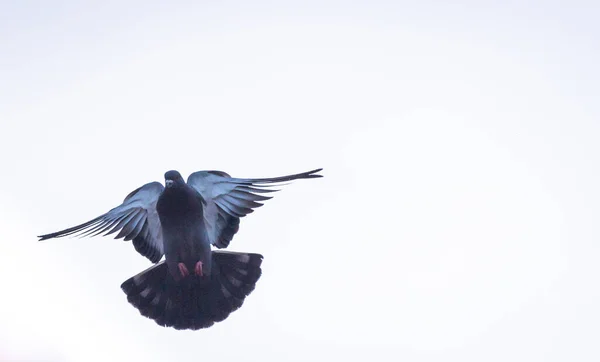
[229,189,272,202]
[118,209,145,240]
[187,168,322,248]
[38,181,165,263]
[97,210,138,237]
[82,210,135,238]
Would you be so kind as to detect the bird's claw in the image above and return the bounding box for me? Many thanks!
[194,261,203,277]
[178,262,190,278]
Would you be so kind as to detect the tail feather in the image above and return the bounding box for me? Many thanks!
[120,251,263,330]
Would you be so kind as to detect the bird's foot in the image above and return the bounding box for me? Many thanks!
[194,261,203,277]
[178,262,190,278]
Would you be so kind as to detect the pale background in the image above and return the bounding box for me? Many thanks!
[1,1,599,361]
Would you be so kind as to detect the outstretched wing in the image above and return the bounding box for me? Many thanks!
[187,168,323,248]
[38,182,165,263]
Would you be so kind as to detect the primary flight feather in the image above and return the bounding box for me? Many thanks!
[39,168,322,330]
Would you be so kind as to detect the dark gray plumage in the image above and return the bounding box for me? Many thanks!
[38,168,322,330]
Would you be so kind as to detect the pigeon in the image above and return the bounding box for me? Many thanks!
[38,168,323,330]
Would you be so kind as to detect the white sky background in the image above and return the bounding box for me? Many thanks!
[1,0,599,361]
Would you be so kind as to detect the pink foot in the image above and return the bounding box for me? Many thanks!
[194,261,204,276]
[178,262,190,278]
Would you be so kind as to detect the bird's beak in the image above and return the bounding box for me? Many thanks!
[165,180,174,187]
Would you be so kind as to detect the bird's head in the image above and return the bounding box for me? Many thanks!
[164,170,184,188]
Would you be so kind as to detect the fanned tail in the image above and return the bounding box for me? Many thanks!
[121,251,263,330]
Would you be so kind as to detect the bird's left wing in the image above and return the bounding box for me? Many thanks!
[187,168,323,248]
[38,182,165,263]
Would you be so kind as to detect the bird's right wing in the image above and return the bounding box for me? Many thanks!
[187,168,323,248]
[38,182,165,263]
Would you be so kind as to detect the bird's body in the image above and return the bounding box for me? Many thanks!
[157,172,212,280]
[38,167,322,330]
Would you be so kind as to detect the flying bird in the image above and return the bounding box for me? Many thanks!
[39,168,323,330]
